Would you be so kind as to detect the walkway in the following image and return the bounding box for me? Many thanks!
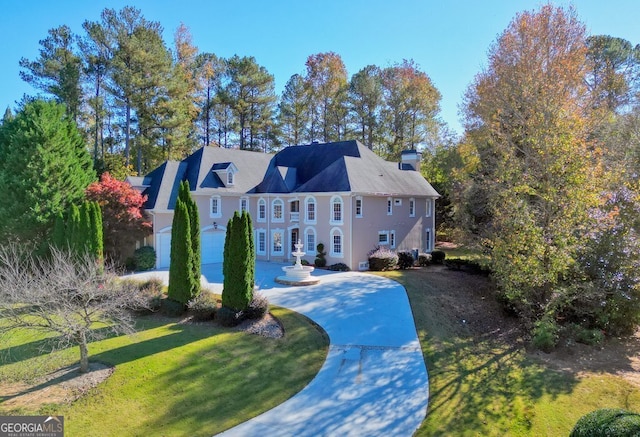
[125,262,429,436]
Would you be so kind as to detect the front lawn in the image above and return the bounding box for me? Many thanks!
[0,307,329,436]
[379,267,640,436]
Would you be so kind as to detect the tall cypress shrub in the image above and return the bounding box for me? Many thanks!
[178,181,200,298]
[68,204,82,254]
[222,211,253,311]
[243,211,255,290]
[168,198,194,305]
[52,212,66,249]
[89,201,103,263]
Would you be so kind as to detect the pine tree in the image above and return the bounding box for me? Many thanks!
[52,212,66,249]
[0,100,95,248]
[168,198,194,305]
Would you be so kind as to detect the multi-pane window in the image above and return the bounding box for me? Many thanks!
[210,196,221,217]
[409,198,415,217]
[331,196,343,224]
[272,199,284,222]
[355,197,363,218]
[240,197,248,213]
[378,231,389,245]
[272,231,283,255]
[306,230,315,254]
[387,197,393,215]
[426,199,432,217]
[390,230,396,248]
[258,198,266,222]
[257,230,266,255]
[333,233,342,255]
[227,171,234,185]
[425,229,432,252]
[305,197,316,223]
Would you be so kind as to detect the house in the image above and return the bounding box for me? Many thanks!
[129,140,439,270]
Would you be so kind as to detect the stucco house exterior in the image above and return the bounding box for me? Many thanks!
[128,140,439,270]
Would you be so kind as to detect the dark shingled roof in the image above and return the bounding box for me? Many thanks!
[141,140,438,211]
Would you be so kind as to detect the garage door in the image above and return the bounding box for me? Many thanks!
[157,233,172,268]
[202,231,225,264]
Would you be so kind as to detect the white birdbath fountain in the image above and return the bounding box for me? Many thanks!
[275,240,320,286]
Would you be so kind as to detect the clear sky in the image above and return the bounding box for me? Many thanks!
[1,0,639,135]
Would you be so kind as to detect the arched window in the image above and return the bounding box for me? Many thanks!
[304,196,317,224]
[257,198,266,222]
[272,198,284,222]
[330,195,343,225]
[330,227,344,258]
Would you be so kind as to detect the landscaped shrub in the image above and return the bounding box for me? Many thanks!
[532,316,559,352]
[418,253,432,267]
[217,306,243,327]
[315,243,327,267]
[133,246,156,271]
[160,298,186,317]
[121,277,164,313]
[188,291,218,321]
[368,247,398,271]
[431,250,446,264]
[300,259,310,266]
[567,324,605,346]
[222,211,254,311]
[445,258,491,275]
[397,251,415,269]
[245,293,269,320]
[570,408,640,437]
[327,263,350,271]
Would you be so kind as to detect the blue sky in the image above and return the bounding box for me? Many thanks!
[1,0,639,135]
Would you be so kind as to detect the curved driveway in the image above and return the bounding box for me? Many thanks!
[124,262,429,436]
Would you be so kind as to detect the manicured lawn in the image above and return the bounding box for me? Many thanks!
[378,267,640,436]
[0,307,328,436]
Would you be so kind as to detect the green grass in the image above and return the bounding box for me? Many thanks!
[0,307,328,436]
[378,268,640,436]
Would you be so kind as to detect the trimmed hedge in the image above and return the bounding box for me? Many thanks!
[315,243,327,268]
[397,251,415,269]
[368,247,398,271]
[245,293,269,320]
[571,408,640,437]
[217,306,244,327]
[327,263,350,271]
[418,253,432,267]
[431,250,446,264]
[188,291,218,321]
[133,246,156,271]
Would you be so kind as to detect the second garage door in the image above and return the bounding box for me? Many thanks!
[201,231,225,264]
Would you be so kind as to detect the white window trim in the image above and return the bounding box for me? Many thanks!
[387,197,393,216]
[256,229,267,255]
[271,229,284,256]
[355,196,363,218]
[425,228,432,252]
[426,198,433,218]
[330,195,344,225]
[210,195,222,218]
[390,229,396,249]
[227,171,234,186]
[257,197,267,223]
[394,198,402,206]
[330,227,344,258]
[409,198,416,217]
[272,198,285,223]
[304,195,317,224]
[304,226,316,254]
[378,230,389,245]
[239,196,249,214]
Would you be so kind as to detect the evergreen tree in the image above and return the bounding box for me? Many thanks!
[89,201,104,262]
[243,210,255,290]
[0,100,95,248]
[168,198,195,305]
[178,180,200,299]
[52,212,66,249]
[67,204,82,254]
[222,211,253,311]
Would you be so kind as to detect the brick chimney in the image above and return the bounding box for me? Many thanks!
[400,150,421,171]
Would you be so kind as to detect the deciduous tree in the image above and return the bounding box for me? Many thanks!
[85,172,151,263]
[0,245,147,373]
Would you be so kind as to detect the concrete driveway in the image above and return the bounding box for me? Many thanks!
[124,262,429,436]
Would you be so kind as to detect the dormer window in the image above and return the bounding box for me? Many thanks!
[212,162,238,187]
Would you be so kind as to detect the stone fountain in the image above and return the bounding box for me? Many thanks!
[275,240,320,286]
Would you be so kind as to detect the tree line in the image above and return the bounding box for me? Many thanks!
[15,6,443,176]
[427,4,640,348]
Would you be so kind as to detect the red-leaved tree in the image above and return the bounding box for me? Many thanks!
[86,172,152,263]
